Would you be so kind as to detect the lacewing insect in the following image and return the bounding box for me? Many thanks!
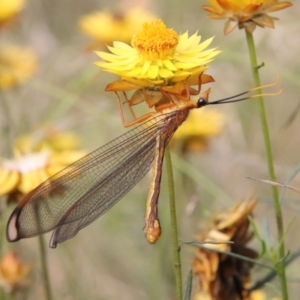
[6,80,280,248]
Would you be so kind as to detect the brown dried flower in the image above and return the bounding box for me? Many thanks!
[193,199,259,300]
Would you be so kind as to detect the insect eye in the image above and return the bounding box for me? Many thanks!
[197,97,207,107]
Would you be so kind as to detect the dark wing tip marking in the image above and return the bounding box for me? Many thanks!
[6,207,22,242]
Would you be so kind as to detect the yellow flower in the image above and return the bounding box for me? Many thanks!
[15,129,81,153]
[0,44,37,89]
[79,8,155,49]
[95,19,220,85]
[193,199,259,300]
[0,130,86,197]
[171,107,225,153]
[0,0,25,29]
[203,0,292,34]
[195,290,266,300]
[0,251,31,293]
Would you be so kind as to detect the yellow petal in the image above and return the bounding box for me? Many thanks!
[147,65,159,79]
[0,0,25,23]
[162,59,177,71]
[158,68,174,78]
[46,164,66,177]
[49,150,87,166]
[265,2,292,13]
[0,169,20,196]
[141,60,151,75]
[105,80,139,92]
[19,171,39,194]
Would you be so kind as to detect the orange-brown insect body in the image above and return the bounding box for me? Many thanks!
[142,90,210,242]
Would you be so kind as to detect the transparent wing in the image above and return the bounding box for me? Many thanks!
[7,113,175,247]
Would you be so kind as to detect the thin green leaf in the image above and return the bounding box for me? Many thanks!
[275,215,295,257]
[188,242,273,270]
[248,216,267,256]
[183,269,193,300]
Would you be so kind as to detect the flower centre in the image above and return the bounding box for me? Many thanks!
[132,19,179,60]
[3,151,49,173]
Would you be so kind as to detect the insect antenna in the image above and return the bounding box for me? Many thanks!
[207,76,282,105]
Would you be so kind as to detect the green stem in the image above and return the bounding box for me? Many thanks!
[38,235,52,300]
[245,30,288,300]
[165,146,182,300]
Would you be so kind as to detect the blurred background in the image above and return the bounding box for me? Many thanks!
[0,0,299,299]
